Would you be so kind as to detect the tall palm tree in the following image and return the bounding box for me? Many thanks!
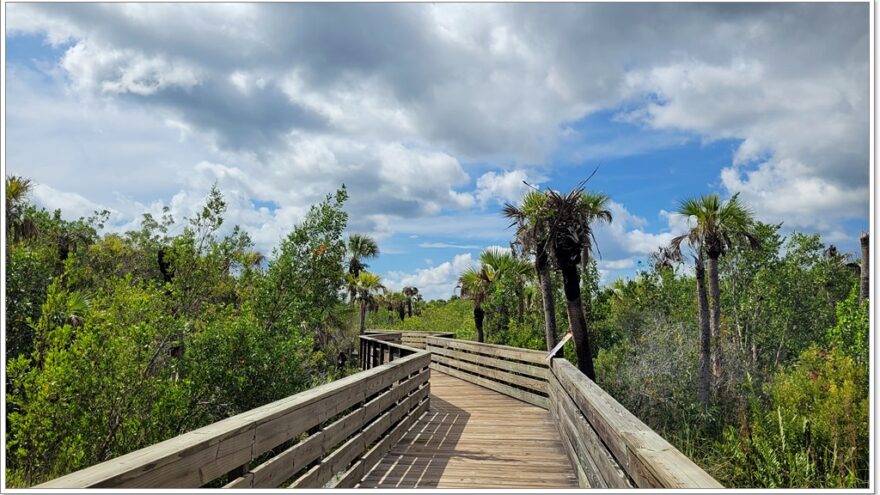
[347,272,384,334]
[388,291,407,321]
[668,236,711,407]
[6,175,34,242]
[346,234,379,301]
[503,190,559,351]
[859,232,869,303]
[402,286,419,317]
[543,185,612,379]
[458,265,493,342]
[575,192,612,348]
[674,193,757,386]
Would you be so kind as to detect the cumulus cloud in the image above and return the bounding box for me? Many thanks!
[4,3,868,277]
[385,253,475,300]
[475,169,546,206]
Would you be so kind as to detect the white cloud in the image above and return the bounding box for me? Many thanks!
[385,253,475,300]
[419,242,481,249]
[474,169,546,206]
[4,3,868,267]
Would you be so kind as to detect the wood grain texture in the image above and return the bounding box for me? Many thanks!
[426,336,548,364]
[358,372,577,489]
[550,358,723,489]
[429,362,548,409]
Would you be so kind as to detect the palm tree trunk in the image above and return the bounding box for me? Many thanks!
[560,263,595,379]
[860,232,869,302]
[359,300,367,335]
[706,254,722,386]
[474,305,485,343]
[582,248,593,347]
[536,246,558,351]
[516,285,525,324]
[406,298,412,317]
[695,254,711,407]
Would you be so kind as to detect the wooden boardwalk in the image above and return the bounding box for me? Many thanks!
[358,371,578,488]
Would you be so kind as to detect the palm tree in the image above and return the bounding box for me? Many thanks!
[479,246,532,331]
[402,286,419,317]
[543,185,612,379]
[674,193,757,386]
[6,175,34,242]
[346,234,379,301]
[458,265,493,342]
[503,190,559,351]
[347,272,385,334]
[575,192,612,348]
[668,236,711,407]
[388,291,407,321]
[859,232,869,302]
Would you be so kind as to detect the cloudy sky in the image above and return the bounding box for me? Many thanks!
[5,3,869,299]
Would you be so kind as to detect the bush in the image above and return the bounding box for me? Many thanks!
[714,346,869,487]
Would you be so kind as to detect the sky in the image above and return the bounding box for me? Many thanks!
[4,3,870,300]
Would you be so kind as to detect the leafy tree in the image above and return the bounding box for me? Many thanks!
[257,188,349,348]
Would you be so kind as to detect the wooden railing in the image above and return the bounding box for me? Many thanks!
[37,336,429,489]
[35,330,721,489]
[425,336,549,408]
[548,358,723,489]
[425,335,721,489]
[365,330,455,350]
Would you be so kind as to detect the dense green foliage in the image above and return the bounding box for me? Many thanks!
[4,173,870,489]
[5,183,360,487]
[371,222,868,488]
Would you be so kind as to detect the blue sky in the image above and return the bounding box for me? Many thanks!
[4,3,869,299]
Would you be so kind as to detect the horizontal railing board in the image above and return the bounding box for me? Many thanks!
[550,359,722,489]
[240,368,429,489]
[426,336,548,365]
[337,396,430,488]
[426,344,549,380]
[429,353,547,394]
[37,346,429,489]
[289,383,429,488]
[429,362,548,409]
[548,374,633,489]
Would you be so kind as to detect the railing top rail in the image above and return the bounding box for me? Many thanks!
[550,358,722,489]
[425,336,548,365]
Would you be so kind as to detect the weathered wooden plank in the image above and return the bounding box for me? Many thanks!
[429,362,548,409]
[550,385,607,488]
[550,359,722,489]
[336,397,429,488]
[289,385,430,488]
[248,361,429,487]
[359,372,575,489]
[223,472,253,489]
[430,353,547,393]
[427,344,549,380]
[426,336,548,365]
[253,353,427,457]
[548,375,634,488]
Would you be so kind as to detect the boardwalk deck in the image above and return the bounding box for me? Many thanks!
[358,371,578,488]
